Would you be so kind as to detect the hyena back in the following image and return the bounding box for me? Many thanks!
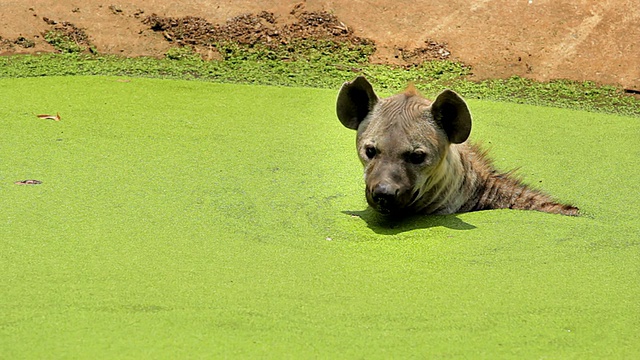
[336,76,579,216]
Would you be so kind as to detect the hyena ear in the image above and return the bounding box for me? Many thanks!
[336,76,379,130]
[430,89,472,144]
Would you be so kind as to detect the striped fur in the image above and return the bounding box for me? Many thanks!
[336,76,579,216]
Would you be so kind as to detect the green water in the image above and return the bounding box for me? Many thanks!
[1,77,638,358]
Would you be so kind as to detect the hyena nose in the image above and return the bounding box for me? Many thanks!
[371,183,399,208]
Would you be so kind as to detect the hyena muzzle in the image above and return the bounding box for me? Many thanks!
[336,76,579,216]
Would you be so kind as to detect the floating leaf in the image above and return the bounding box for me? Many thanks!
[15,179,42,185]
[36,113,61,121]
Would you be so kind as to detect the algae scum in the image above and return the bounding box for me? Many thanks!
[0,76,639,358]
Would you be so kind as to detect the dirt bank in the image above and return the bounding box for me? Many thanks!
[0,0,637,90]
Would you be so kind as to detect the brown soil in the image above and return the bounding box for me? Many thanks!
[140,6,374,48]
[0,0,638,90]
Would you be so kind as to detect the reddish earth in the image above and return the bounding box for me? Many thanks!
[0,0,638,90]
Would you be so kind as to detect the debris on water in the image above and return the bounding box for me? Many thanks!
[15,179,42,185]
[36,113,61,121]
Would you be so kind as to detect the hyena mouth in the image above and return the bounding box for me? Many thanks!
[366,187,418,215]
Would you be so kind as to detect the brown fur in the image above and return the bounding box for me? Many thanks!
[336,76,579,216]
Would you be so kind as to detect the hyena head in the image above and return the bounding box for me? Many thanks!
[336,76,471,215]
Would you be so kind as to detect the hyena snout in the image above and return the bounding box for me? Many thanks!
[370,183,398,210]
[366,181,416,214]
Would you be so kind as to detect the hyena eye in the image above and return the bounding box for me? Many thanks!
[365,146,377,159]
[408,151,427,164]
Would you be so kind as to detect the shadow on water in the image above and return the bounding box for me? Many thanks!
[342,207,476,235]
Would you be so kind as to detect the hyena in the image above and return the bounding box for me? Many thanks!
[336,76,579,216]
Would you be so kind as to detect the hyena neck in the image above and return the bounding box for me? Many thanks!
[411,143,578,216]
[455,144,579,216]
